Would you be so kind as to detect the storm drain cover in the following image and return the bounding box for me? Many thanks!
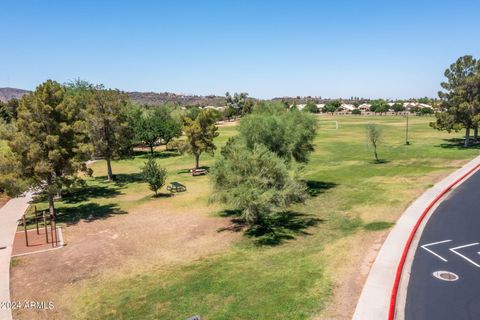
[433,270,459,281]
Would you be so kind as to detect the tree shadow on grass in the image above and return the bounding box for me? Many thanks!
[218,210,323,246]
[303,180,337,197]
[150,193,174,198]
[436,138,480,150]
[369,159,390,164]
[55,203,127,225]
[61,185,121,204]
[133,149,181,159]
[94,172,144,187]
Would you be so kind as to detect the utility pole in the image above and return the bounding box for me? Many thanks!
[405,113,410,145]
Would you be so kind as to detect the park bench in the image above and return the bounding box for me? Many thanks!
[167,182,187,193]
[191,168,208,176]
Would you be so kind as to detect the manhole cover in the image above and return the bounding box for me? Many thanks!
[433,270,459,281]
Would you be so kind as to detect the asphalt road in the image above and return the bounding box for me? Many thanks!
[405,169,480,320]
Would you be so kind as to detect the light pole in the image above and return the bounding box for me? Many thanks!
[405,113,410,145]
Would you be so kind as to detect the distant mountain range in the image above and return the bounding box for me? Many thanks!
[0,87,227,106]
[0,88,30,102]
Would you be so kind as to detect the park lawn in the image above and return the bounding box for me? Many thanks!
[24,116,480,319]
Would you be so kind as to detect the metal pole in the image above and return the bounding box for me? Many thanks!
[53,216,58,246]
[35,206,39,235]
[23,214,29,247]
[43,211,49,243]
[50,214,54,248]
[405,113,409,145]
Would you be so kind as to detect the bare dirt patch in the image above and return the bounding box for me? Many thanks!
[10,199,240,319]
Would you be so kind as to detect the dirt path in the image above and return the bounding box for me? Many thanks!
[10,200,240,319]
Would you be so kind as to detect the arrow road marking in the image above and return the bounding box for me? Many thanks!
[421,240,452,262]
[450,243,480,267]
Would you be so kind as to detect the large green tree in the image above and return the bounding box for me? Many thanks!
[211,105,316,229]
[432,55,480,146]
[212,142,307,226]
[369,100,389,114]
[4,80,89,215]
[133,107,182,155]
[238,104,317,163]
[303,100,319,113]
[323,100,341,114]
[134,109,164,155]
[86,87,133,180]
[183,108,219,169]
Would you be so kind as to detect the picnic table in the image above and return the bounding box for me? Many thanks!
[191,168,208,176]
[167,182,187,193]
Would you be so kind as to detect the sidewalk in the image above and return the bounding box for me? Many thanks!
[0,193,32,320]
[352,155,480,320]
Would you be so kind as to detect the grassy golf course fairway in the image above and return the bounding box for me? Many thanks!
[10,115,479,320]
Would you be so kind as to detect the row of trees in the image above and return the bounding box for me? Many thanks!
[432,55,480,146]
[0,80,139,216]
[0,80,224,217]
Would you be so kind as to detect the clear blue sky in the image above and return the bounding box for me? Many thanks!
[1,0,479,99]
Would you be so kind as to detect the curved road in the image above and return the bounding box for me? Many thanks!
[406,169,480,319]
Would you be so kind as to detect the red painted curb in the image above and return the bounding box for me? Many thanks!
[388,163,480,320]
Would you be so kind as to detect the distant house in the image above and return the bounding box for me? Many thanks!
[418,103,433,109]
[358,103,371,111]
[316,104,325,111]
[402,102,433,111]
[296,104,306,111]
[338,103,356,112]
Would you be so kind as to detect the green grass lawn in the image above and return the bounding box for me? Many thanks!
[28,116,480,319]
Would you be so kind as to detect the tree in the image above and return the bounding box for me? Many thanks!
[392,102,405,114]
[366,124,382,162]
[183,108,219,169]
[370,100,389,114]
[224,106,236,121]
[142,157,167,197]
[303,100,319,113]
[160,117,182,147]
[225,92,248,117]
[0,101,7,122]
[432,55,480,147]
[212,142,307,226]
[85,87,134,180]
[419,107,434,116]
[184,106,201,120]
[0,98,19,123]
[238,105,317,163]
[4,80,89,216]
[134,109,164,155]
[324,100,341,114]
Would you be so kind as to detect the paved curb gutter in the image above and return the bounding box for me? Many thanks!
[352,155,480,320]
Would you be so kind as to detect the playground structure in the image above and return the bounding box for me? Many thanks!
[13,206,65,257]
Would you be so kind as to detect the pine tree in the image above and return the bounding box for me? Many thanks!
[5,80,89,216]
[183,109,219,169]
